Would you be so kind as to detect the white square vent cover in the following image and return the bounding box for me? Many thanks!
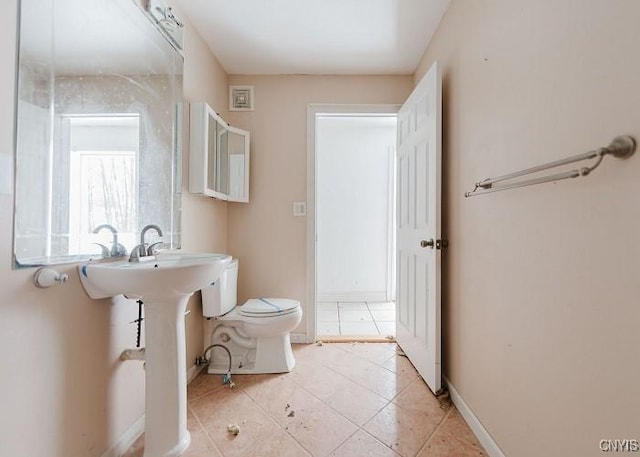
[229,85,254,111]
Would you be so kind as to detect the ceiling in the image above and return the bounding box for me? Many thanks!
[174,0,451,75]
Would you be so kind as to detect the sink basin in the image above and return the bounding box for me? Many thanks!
[77,251,231,457]
[79,251,231,300]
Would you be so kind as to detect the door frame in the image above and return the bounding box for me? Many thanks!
[306,104,401,343]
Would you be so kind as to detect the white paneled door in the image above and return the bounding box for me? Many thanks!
[395,61,442,394]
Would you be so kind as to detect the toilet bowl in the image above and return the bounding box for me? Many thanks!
[201,260,302,374]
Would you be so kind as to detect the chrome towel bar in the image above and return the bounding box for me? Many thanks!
[465,135,636,197]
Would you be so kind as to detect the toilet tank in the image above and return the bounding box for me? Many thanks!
[201,258,238,317]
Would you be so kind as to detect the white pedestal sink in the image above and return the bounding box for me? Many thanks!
[78,252,231,457]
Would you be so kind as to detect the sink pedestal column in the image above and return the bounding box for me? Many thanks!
[142,294,191,457]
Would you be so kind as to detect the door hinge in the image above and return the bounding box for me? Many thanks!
[435,239,449,250]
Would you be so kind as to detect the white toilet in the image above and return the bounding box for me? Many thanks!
[201,259,302,374]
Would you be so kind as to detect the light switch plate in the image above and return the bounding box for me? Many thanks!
[293,201,306,217]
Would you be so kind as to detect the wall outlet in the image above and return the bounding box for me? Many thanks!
[293,201,307,217]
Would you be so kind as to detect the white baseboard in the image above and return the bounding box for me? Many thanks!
[100,415,145,457]
[101,366,203,457]
[317,292,388,303]
[187,363,205,384]
[444,377,506,457]
[291,333,307,344]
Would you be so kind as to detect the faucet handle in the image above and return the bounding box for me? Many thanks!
[92,243,111,258]
[129,243,148,262]
[147,242,164,256]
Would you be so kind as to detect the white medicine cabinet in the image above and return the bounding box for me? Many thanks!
[189,102,250,202]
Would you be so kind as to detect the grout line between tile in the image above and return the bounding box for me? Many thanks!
[365,302,378,332]
[358,428,403,457]
[388,374,422,403]
[290,360,391,411]
[138,342,467,457]
[187,380,228,403]
[320,349,411,405]
[235,382,310,457]
[187,402,226,457]
[325,426,362,457]
[285,359,392,436]
[321,301,397,338]
[415,401,455,456]
[330,341,402,375]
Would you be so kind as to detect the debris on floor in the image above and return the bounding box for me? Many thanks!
[436,391,452,410]
[395,346,407,357]
[316,341,323,346]
[285,403,295,417]
[227,424,241,435]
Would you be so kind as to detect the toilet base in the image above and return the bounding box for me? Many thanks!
[207,331,296,375]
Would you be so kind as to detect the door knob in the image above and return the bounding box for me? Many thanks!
[420,239,434,248]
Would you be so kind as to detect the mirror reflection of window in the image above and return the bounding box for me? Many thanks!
[66,115,139,255]
[13,0,183,267]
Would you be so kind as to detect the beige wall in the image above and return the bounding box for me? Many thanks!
[0,1,228,455]
[226,75,413,333]
[6,0,638,455]
[176,2,229,382]
[415,1,640,456]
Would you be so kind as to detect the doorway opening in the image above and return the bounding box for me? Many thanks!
[310,108,398,340]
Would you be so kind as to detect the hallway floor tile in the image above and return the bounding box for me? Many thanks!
[318,301,396,338]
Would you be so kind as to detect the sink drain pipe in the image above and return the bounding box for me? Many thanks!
[196,344,235,388]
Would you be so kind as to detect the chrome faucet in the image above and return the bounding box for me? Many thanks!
[93,224,126,257]
[140,224,163,246]
[130,224,164,262]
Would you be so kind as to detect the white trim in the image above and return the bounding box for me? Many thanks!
[444,377,507,457]
[386,144,397,302]
[306,104,402,344]
[99,415,145,457]
[187,363,205,384]
[100,365,202,457]
[290,333,307,344]
[306,106,318,344]
[317,292,388,303]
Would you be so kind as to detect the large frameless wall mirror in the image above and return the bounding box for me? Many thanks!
[14,0,184,267]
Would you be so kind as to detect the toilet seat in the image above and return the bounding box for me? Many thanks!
[239,298,300,318]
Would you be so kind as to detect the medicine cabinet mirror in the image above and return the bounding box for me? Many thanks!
[189,102,250,203]
[13,0,184,267]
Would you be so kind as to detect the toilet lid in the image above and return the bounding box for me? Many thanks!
[240,298,300,317]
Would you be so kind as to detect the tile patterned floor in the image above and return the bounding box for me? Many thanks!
[318,302,396,338]
[124,342,486,457]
